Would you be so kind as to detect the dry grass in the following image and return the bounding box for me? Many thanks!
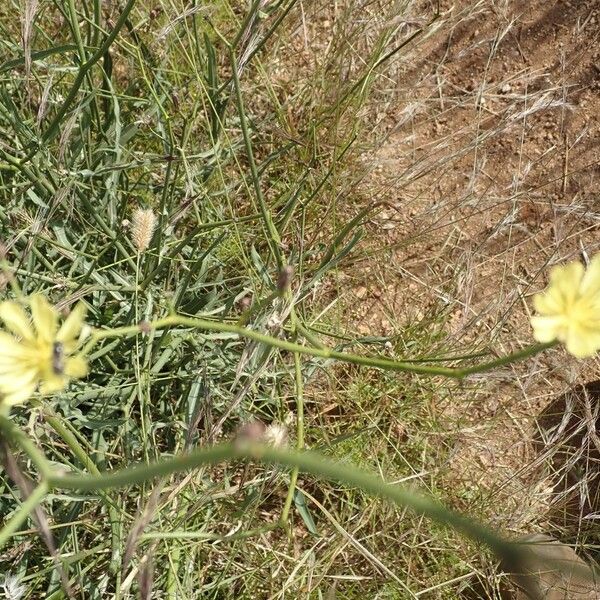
[1,0,600,597]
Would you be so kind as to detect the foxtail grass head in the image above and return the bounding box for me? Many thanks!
[0,295,88,407]
[531,254,600,358]
[131,208,157,253]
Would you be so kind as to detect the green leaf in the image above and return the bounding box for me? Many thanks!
[294,489,318,534]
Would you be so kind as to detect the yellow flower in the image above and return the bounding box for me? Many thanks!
[0,295,88,406]
[531,254,600,358]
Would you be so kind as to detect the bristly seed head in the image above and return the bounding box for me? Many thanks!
[2,573,26,600]
[263,422,288,448]
[131,208,157,253]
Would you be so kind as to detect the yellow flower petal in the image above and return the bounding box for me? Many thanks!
[39,374,67,395]
[531,316,563,343]
[548,262,583,306]
[3,382,37,406]
[533,290,561,315]
[0,301,34,341]
[531,254,600,358]
[565,324,600,358]
[0,360,27,374]
[581,254,600,297]
[30,294,58,342]
[0,294,90,410]
[64,355,88,378]
[56,303,86,344]
[0,332,28,358]
[0,368,38,393]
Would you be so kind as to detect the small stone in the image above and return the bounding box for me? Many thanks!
[510,534,600,599]
[355,286,368,299]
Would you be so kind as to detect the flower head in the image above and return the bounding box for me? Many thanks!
[263,422,288,448]
[531,254,600,358]
[0,295,88,406]
[2,573,26,600]
[131,207,157,253]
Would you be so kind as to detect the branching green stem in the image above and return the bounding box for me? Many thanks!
[83,315,556,379]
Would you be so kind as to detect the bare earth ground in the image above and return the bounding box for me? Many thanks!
[348,0,600,561]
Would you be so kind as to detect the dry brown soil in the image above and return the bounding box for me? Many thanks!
[271,0,600,594]
[348,0,600,544]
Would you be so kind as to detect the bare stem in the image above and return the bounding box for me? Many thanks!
[44,442,524,570]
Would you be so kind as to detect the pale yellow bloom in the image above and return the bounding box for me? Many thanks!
[0,295,88,406]
[531,254,600,358]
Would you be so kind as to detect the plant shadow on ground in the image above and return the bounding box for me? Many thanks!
[535,380,600,554]
[464,380,600,599]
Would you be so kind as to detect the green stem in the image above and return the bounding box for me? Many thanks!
[65,0,102,133]
[216,0,299,96]
[0,482,48,550]
[0,416,53,479]
[295,321,326,350]
[230,0,262,50]
[230,49,283,269]
[43,409,122,576]
[91,0,102,48]
[46,443,523,567]
[280,307,305,524]
[279,350,303,524]
[458,342,556,375]
[84,315,556,379]
[143,522,279,542]
[66,0,88,63]
[44,411,100,474]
